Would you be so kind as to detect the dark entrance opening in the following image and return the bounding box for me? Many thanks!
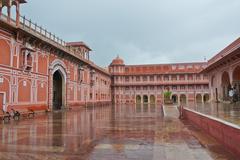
[222,72,231,101]
[53,70,63,110]
[143,95,148,104]
[172,95,178,103]
[203,94,210,103]
[136,95,141,104]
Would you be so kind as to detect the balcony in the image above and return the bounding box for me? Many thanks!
[114,79,209,86]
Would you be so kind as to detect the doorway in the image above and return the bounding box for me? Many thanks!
[196,94,202,103]
[53,70,64,110]
[180,94,187,104]
[150,95,156,104]
[143,95,148,104]
[172,95,178,104]
[136,95,141,104]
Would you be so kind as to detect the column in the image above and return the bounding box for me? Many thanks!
[0,7,2,18]
[48,69,53,110]
[148,91,150,104]
[178,94,181,104]
[66,70,70,108]
[16,2,20,26]
[7,6,11,23]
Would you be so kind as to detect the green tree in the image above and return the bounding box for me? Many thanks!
[164,91,172,104]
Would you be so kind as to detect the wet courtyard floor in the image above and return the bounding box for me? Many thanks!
[186,102,240,126]
[0,104,237,160]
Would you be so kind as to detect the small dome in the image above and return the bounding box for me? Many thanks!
[111,55,125,65]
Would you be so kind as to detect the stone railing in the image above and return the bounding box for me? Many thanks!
[0,14,110,75]
[20,16,66,46]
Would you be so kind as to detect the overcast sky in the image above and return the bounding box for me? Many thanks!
[20,0,240,67]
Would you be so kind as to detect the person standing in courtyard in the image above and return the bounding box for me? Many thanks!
[233,87,238,103]
[229,87,234,103]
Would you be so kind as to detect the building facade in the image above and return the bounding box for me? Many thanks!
[109,56,210,104]
[0,1,111,111]
[4,0,237,112]
[202,37,240,102]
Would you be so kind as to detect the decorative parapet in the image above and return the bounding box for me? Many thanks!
[0,13,110,76]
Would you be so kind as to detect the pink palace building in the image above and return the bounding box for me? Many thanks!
[109,56,210,104]
[0,0,111,111]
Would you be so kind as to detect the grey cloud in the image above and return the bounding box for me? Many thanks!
[21,0,240,67]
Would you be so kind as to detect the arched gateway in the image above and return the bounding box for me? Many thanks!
[149,95,155,104]
[172,94,178,104]
[136,95,141,104]
[50,60,67,110]
[53,70,65,110]
[221,71,231,100]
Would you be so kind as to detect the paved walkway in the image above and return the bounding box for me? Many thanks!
[0,104,237,160]
[163,104,180,118]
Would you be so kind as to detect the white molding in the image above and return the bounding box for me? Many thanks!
[52,66,67,82]
[50,59,67,70]
[10,38,15,67]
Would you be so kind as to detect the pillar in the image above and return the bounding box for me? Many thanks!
[178,94,181,104]
[7,6,10,23]
[148,92,150,104]
[66,70,70,108]
[229,68,234,87]
[16,2,20,26]
[48,69,53,110]
[0,7,2,18]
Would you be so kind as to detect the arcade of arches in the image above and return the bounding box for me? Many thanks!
[196,94,210,103]
[135,94,210,104]
[209,65,240,102]
[135,95,156,104]
[211,66,240,102]
[233,66,240,97]
[222,71,231,101]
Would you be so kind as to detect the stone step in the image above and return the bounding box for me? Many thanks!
[163,104,180,118]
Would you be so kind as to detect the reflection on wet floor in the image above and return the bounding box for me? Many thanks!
[186,102,240,126]
[0,104,237,160]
